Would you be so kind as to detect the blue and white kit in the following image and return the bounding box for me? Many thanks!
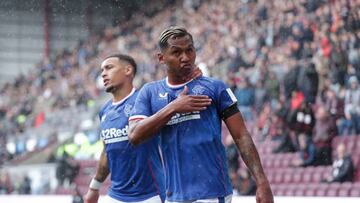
[99,88,165,202]
[130,77,238,202]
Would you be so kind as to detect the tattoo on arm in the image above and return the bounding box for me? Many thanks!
[94,149,110,182]
[234,130,267,184]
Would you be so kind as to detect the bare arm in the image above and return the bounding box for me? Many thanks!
[83,143,109,203]
[129,86,211,145]
[94,147,110,183]
[129,104,177,146]
[224,112,273,203]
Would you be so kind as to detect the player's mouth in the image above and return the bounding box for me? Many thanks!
[181,64,193,69]
[103,79,110,86]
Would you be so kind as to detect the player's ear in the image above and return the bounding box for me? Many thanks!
[158,52,165,64]
[124,64,133,76]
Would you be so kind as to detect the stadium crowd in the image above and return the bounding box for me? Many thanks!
[0,0,360,195]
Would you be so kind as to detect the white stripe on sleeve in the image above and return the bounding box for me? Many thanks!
[226,88,237,102]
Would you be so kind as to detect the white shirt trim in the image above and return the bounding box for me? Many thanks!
[129,115,148,121]
[166,77,193,89]
[112,88,136,106]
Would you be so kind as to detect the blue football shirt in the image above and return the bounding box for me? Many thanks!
[99,88,165,202]
[130,77,237,201]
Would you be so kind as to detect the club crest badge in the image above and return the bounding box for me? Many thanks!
[124,104,133,117]
[192,85,205,95]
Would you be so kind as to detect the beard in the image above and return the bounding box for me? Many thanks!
[105,85,115,93]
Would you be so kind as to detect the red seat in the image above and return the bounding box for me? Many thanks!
[355,169,360,182]
[356,138,360,148]
[304,188,316,196]
[303,173,312,183]
[326,188,338,196]
[315,188,327,196]
[273,158,281,168]
[312,170,323,183]
[315,184,329,196]
[275,187,286,196]
[274,173,283,184]
[349,188,360,197]
[328,182,341,189]
[283,173,292,183]
[353,182,360,188]
[292,171,303,183]
[341,182,353,189]
[263,159,273,169]
[284,188,296,196]
[55,186,72,195]
[74,175,91,186]
[78,159,97,168]
[338,188,350,197]
[294,188,305,196]
[267,173,275,184]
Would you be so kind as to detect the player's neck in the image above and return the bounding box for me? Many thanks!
[112,83,134,103]
[167,75,191,86]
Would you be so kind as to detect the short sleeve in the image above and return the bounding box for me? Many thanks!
[215,80,238,114]
[129,84,152,121]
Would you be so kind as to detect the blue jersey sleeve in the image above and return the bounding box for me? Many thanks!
[214,80,238,114]
[129,84,152,121]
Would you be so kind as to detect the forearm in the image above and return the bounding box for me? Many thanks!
[94,149,109,182]
[129,105,176,145]
[225,113,269,185]
[234,131,269,185]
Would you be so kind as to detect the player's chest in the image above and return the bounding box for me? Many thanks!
[100,105,132,130]
[150,85,213,113]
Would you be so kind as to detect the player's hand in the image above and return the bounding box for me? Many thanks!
[83,188,100,203]
[256,182,274,203]
[169,86,211,113]
[182,65,202,81]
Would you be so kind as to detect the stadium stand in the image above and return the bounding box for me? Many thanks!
[0,0,359,197]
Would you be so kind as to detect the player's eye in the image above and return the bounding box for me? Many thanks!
[172,50,180,56]
[186,48,194,53]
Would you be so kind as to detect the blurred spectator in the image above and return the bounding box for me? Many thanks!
[256,104,272,141]
[0,172,13,194]
[224,135,240,193]
[297,61,319,104]
[322,143,354,183]
[288,101,316,147]
[0,0,359,183]
[55,153,80,187]
[313,106,337,166]
[291,134,316,167]
[339,76,360,135]
[283,65,300,100]
[254,80,268,113]
[271,113,296,153]
[18,176,31,194]
[323,88,344,120]
[330,44,348,86]
[264,71,280,107]
[234,77,255,121]
[72,186,84,203]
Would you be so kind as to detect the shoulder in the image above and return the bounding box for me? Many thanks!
[99,100,112,115]
[140,79,165,91]
[195,76,227,88]
[344,155,353,162]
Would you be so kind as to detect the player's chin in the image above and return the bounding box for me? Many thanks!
[181,66,193,74]
[105,85,114,93]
